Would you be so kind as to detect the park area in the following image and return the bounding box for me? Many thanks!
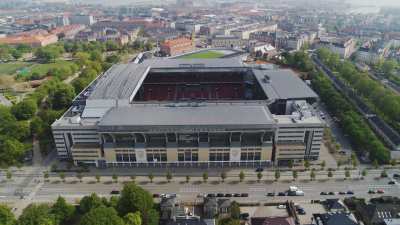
[179,50,226,59]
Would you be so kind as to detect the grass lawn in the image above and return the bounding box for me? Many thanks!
[0,62,31,76]
[29,60,76,76]
[180,50,225,59]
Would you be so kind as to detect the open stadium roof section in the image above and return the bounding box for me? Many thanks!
[97,104,275,132]
[87,58,317,103]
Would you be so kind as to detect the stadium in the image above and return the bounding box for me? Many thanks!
[52,58,324,168]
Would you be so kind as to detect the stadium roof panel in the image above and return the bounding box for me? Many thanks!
[97,104,275,132]
[252,69,318,100]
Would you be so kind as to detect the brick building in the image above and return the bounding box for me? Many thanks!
[160,36,193,56]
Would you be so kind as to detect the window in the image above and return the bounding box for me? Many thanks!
[240,148,262,161]
[209,149,230,161]
[178,149,198,161]
[146,149,167,162]
[116,153,136,162]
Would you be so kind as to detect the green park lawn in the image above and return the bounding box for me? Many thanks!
[0,62,31,76]
[29,60,76,76]
[180,50,225,59]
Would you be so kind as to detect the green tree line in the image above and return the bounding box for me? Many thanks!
[0,182,159,225]
[317,48,400,133]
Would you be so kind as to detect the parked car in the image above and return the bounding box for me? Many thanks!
[297,208,306,215]
[207,193,216,197]
[393,174,400,179]
[368,190,376,194]
[110,190,120,195]
[267,192,275,197]
[255,167,264,172]
[278,192,286,196]
[241,193,248,197]
[217,193,224,197]
[240,213,249,220]
[377,189,385,194]
[225,193,232,197]
[320,192,328,195]
[153,193,160,198]
[338,191,346,195]
[347,191,354,195]
[233,193,241,197]
[277,204,286,209]
[328,192,335,195]
[389,180,397,185]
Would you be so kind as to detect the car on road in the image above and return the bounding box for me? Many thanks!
[241,193,248,197]
[277,205,286,209]
[225,193,232,197]
[377,189,385,194]
[368,190,376,194]
[152,194,160,198]
[389,180,397,185]
[393,174,400,179]
[110,190,120,195]
[338,191,346,195]
[347,191,354,195]
[278,192,286,196]
[320,192,328,195]
[255,167,264,172]
[267,192,275,197]
[328,192,335,195]
[297,208,306,215]
[207,193,216,197]
[217,193,224,197]
[234,193,241,197]
[240,213,249,220]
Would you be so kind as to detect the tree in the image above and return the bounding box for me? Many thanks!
[79,193,104,214]
[59,172,65,182]
[185,175,190,183]
[345,169,351,180]
[328,171,333,178]
[220,172,227,183]
[310,170,316,181]
[43,171,49,182]
[0,204,16,225]
[304,160,310,170]
[229,201,240,220]
[47,82,75,110]
[51,196,75,224]
[11,99,37,120]
[166,171,172,183]
[112,174,118,183]
[95,175,101,183]
[292,170,298,181]
[0,136,27,166]
[79,206,124,225]
[257,171,263,182]
[76,172,83,182]
[124,211,142,225]
[148,173,154,183]
[202,172,208,183]
[147,208,159,225]
[381,170,388,178]
[239,171,245,182]
[18,204,56,225]
[391,159,397,167]
[320,160,326,170]
[361,169,367,178]
[117,183,154,217]
[274,170,280,181]
[130,175,136,183]
[373,160,379,169]
[6,170,12,181]
[288,160,294,169]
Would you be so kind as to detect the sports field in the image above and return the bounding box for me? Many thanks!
[180,50,225,59]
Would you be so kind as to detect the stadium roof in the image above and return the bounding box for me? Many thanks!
[253,69,318,100]
[97,104,275,132]
[89,58,244,100]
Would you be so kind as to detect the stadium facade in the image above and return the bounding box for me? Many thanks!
[52,58,324,168]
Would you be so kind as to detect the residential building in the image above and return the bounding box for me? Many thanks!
[211,35,245,48]
[160,36,193,56]
[317,36,357,59]
[203,197,231,219]
[70,15,95,26]
[0,29,58,47]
